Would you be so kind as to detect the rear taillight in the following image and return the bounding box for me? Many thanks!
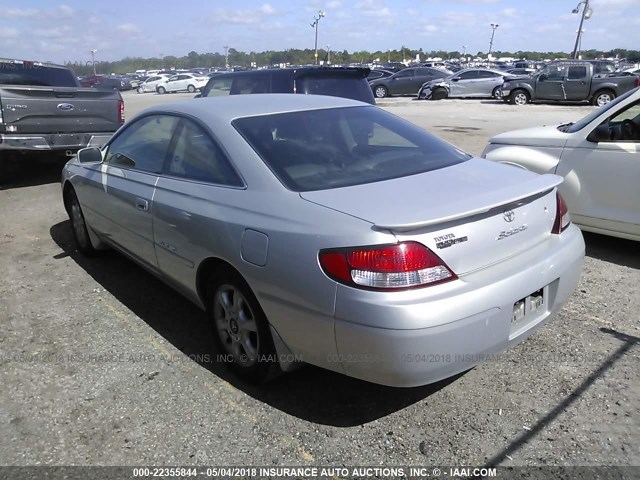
[118,99,125,124]
[319,241,457,290]
[551,192,570,234]
[635,77,640,88]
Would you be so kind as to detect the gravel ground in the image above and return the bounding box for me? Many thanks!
[0,92,638,469]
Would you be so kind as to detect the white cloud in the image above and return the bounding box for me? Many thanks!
[0,7,40,19]
[0,27,20,39]
[116,23,141,34]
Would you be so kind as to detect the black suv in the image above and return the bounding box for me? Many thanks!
[197,67,375,104]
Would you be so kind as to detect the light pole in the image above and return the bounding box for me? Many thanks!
[223,45,229,70]
[310,10,325,65]
[90,49,98,75]
[327,44,331,64]
[571,0,592,59]
[488,24,499,59]
[462,45,467,66]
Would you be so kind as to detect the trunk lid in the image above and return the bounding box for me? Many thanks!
[301,158,562,275]
[0,86,122,134]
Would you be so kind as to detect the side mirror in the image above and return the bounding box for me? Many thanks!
[451,78,459,82]
[77,147,103,164]
[539,74,547,82]
[587,123,610,143]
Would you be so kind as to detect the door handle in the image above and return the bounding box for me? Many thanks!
[135,198,149,212]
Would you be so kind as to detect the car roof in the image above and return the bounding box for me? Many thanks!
[138,94,370,124]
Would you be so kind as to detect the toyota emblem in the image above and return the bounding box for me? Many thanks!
[503,210,515,222]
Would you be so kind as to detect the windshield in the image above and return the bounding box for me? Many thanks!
[566,88,639,133]
[233,106,471,192]
[0,62,79,87]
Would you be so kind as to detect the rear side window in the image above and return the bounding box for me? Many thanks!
[478,70,501,78]
[568,66,587,80]
[230,75,269,94]
[202,77,232,97]
[297,76,374,104]
[167,119,243,186]
[233,106,470,192]
[0,62,78,87]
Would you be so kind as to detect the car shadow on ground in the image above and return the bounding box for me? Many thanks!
[0,155,69,190]
[583,231,639,270]
[50,220,457,427]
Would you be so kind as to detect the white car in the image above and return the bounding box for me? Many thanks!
[483,87,640,241]
[156,74,208,94]
[136,74,171,93]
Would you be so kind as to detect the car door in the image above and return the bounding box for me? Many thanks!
[153,118,244,298]
[556,100,640,237]
[98,114,180,270]
[476,70,503,97]
[389,69,415,95]
[564,65,590,101]
[164,75,182,92]
[535,65,566,100]
[145,76,161,91]
[449,70,478,97]
[175,74,192,91]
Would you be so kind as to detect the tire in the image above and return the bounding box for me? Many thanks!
[431,88,448,100]
[187,84,196,93]
[137,86,144,94]
[492,86,501,99]
[157,86,166,95]
[374,85,388,98]
[65,188,97,256]
[510,89,530,105]
[592,90,615,107]
[207,268,279,383]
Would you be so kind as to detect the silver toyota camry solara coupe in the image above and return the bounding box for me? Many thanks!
[61,94,585,387]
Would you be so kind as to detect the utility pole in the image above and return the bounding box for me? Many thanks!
[90,49,98,75]
[488,24,499,59]
[572,0,592,59]
[310,10,325,65]
[327,44,331,64]
[223,45,229,70]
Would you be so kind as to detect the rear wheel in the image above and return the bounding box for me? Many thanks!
[510,89,530,105]
[187,84,196,93]
[207,268,279,383]
[431,88,448,100]
[157,86,166,95]
[492,86,501,99]
[65,188,97,256]
[592,90,615,107]
[374,85,388,98]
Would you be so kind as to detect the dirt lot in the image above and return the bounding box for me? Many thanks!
[0,92,638,469]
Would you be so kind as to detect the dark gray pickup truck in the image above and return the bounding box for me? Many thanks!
[500,60,640,106]
[0,59,123,168]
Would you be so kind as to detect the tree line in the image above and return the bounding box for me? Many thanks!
[65,47,640,75]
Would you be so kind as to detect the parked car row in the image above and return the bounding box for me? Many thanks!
[372,60,639,107]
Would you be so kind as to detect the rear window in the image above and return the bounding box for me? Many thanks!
[233,106,470,192]
[0,62,78,87]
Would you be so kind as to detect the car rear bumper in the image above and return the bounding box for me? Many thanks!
[333,225,585,387]
[0,133,113,152]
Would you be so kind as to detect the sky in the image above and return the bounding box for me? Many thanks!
[0,0,638,64]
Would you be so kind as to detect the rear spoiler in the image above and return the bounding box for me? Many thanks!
[373,174,563,232]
